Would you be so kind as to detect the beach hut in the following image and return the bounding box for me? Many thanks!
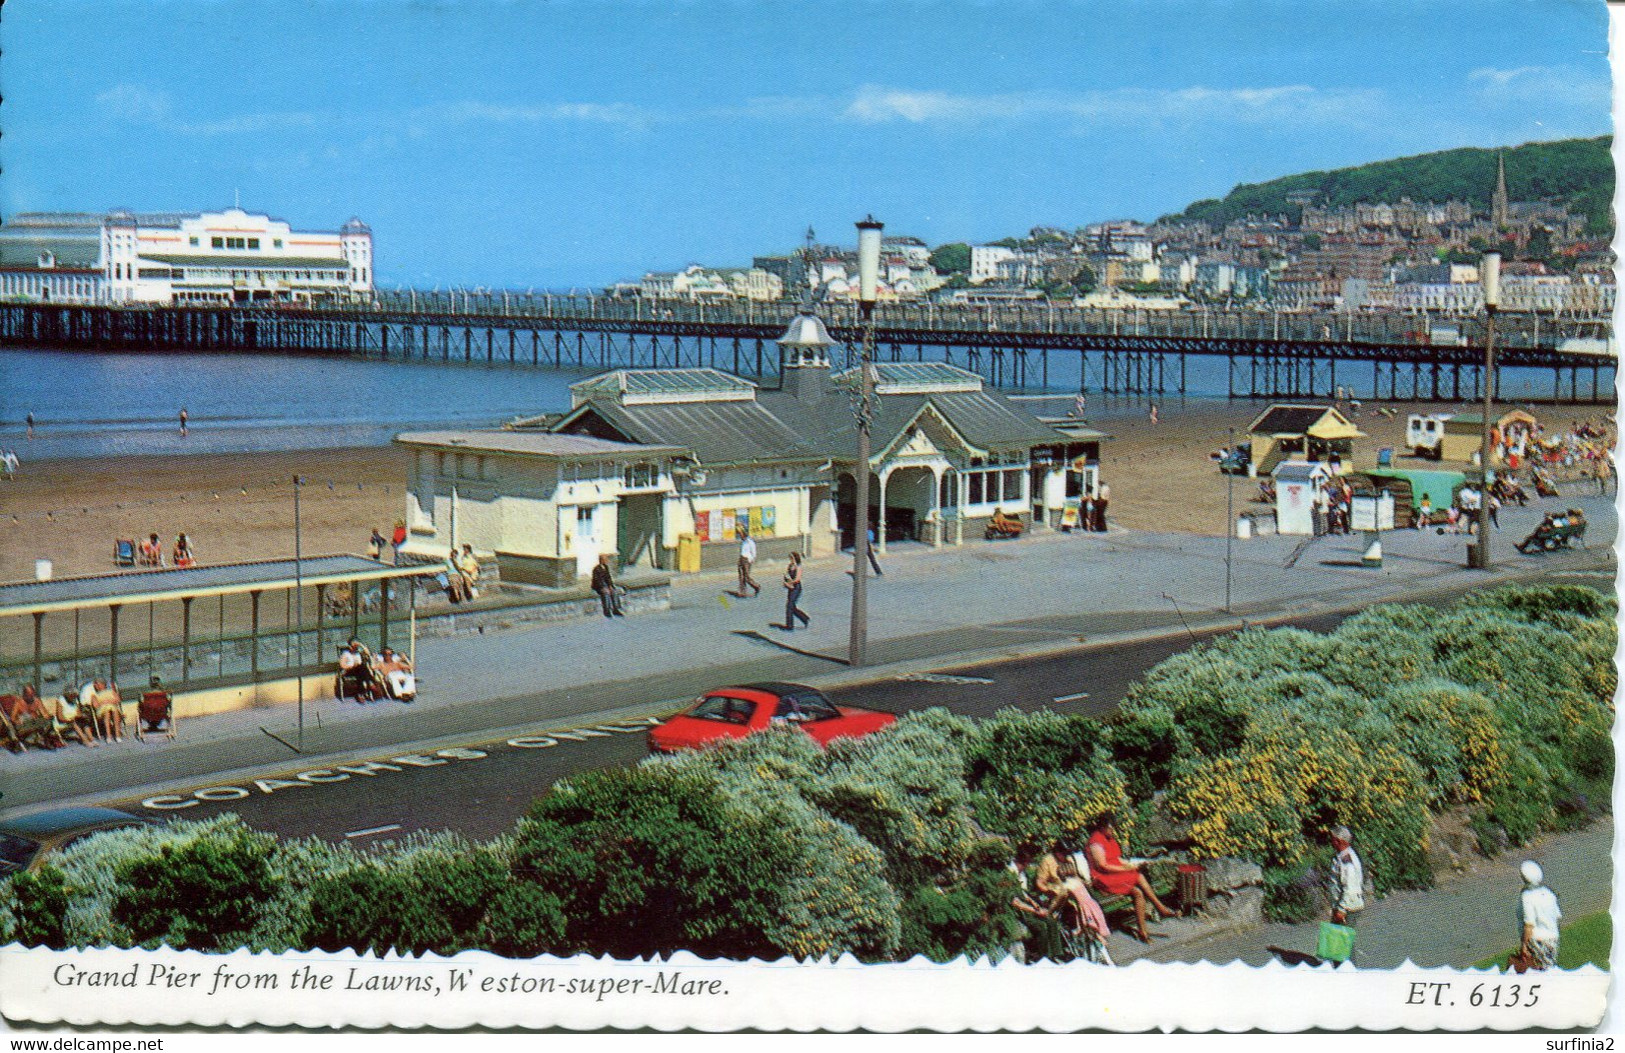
[1437,409,1539,465]
[1272,461,1334,535]
[1246,404,1365,477]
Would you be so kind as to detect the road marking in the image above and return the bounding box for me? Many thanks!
[895,672,994,685]
[344,824,402,839]
[1052,691,1091,704]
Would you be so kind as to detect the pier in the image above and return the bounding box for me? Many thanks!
[0,295,1613,403]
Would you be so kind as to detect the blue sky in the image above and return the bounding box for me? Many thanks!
[2,0,1611,288]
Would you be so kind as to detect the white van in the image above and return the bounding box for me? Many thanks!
[1406,413,1451,458]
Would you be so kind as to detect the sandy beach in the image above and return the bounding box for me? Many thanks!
[0,397,1604,582]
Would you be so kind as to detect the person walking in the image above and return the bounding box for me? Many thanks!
[1093,482,1110,532]
[1516,860,1562,971]
[179,407,189,436]
[781,551,810,632]
[1328,825,1365,928]
[368,528,386,561]
[25,412,34,439]
[391,521,408,564]
[736,532,761,597]
[591,554,625,618]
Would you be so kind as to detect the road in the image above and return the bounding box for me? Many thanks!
[102,610,1358,843]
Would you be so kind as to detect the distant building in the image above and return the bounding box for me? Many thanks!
[970,245,1017,284]
[0,207,373,305]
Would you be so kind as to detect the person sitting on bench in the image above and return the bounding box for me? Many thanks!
[1087,812,1177,943]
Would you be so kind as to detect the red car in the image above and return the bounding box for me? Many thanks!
[648,682,895,754]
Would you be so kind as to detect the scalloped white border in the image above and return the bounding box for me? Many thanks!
[0,946,1607,1032]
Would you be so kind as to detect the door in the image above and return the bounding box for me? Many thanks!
[574,505,600,578]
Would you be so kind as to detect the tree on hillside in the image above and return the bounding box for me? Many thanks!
[929,243,971,274]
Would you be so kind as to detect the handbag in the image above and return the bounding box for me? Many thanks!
[1316,921,1357,963]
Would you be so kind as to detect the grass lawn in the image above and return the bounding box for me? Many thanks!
[1473,911,1611,971]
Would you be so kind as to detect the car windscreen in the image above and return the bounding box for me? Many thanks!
[0,833,42,875]
[687,696,756,725]
[774,691,839,722]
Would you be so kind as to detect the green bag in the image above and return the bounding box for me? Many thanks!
[1316,921,1357,963]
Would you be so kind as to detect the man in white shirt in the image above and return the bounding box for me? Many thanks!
[737,533,761,597]
[1518,860,1562,970]
[1328,825,1365,926]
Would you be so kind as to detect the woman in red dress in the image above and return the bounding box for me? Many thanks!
[1087,813,1177,943]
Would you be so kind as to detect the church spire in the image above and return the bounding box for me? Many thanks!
[1492,151,1509,229]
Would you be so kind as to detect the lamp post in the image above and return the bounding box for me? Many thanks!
[1469,253,1500,570]
[849,216,883,668]
[293,474,306,749]
[1224,426,1235,613]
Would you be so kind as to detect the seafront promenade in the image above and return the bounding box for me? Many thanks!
[3,486,1613,810]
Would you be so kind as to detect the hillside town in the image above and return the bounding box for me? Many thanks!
[627,153,1616,317]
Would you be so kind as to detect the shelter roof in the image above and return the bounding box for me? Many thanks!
[0,556,434,619]
[554,399,821,467]
[570,368,756,406]
[396,430,681,460]
[1247,403,1364,439]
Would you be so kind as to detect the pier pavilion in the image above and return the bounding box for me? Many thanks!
[395,313,1106,584]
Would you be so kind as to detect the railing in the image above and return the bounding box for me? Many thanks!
[366,290,1612,354]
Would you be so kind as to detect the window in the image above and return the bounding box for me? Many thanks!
[773,690,838,723]
[689,695,756,725]
[968,473,984,504]
[247,238,260,250]
[189,236,199,247]
[624,462,659,489]
[211,237,224,249]
[273,239,283,248]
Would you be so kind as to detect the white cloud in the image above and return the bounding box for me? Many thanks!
[1469,64,1610,109]
[96,84,173,122]
[841,83,1384,126]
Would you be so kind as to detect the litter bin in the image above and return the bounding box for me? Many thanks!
[1176,863,1208,914]
[677,533,702,574]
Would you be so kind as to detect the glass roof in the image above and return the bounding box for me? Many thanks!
[571,369,757,405]
[837,362,984,394]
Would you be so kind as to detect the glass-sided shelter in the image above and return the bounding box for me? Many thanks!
[0,556,438,712]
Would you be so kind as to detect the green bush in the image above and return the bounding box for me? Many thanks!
[1261,855,1329,923]
[475,882,567,957]
[812,712,981,890]
[7,865,71,949]
[1103,704,1183,801]
[304,847,509,956]
[112,824,278,950]
[897,845,1025,963]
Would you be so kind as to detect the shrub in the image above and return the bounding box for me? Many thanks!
[7,865,71,949]
[112,823,279,950]
[1118,651,1255,758]
[304,846,509,956]
[1103,705,1184,801]
[896,843,1025,963]
[971,757,1129,848]
[1375,680,1508,806]
[1481,751,1555,848]
[1261,855,1329,923]
[514,758,899,961]
[963,707,1104,787]
[811,713,982,889]
[475,882,567,957]
[1166,715,1432,892]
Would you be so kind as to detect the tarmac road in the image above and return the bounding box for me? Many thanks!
[97,610,1355,843]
